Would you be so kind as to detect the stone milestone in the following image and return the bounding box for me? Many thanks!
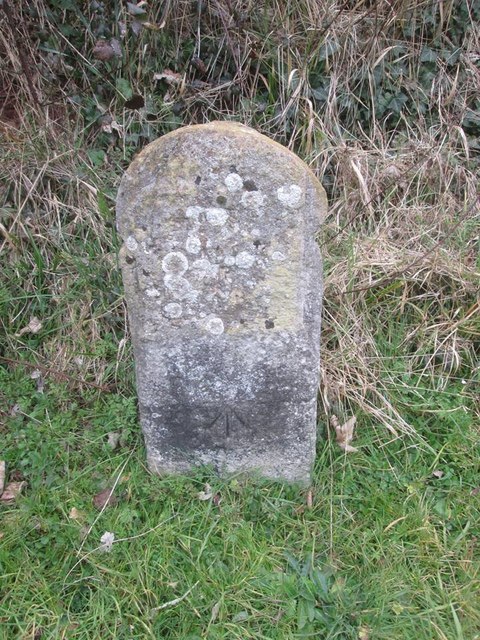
[116,121,327,483]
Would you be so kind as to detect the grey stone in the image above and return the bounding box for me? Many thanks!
[116,122,327,483]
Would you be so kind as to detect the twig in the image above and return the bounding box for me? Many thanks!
[150,582,199,613]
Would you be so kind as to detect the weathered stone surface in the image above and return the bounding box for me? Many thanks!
[116,121,327,483]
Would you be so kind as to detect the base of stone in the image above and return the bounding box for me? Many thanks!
[146,445,314,485]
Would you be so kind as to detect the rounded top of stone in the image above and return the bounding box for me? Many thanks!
[118,121,326,216]
[116,121,326,340]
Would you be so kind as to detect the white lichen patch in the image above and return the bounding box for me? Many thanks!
[224,255,235,266]
[235,251,255,268]
[184,289,199,303]
[241,191,265,211]
[162,251,189,274]
[224,173,243,192]
[206,207,229,226]
[146,287,160,297]
[191,258,219,279]
[277,184,303,209]
[164,275,192,299]
[271,251,286,261]
[185,206,204,221]
[125,236,138,251]
[163,302,183,318]
[205,316,224,335]
[185,236,201,254]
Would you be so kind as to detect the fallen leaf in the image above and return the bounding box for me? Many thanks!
[131,19,144,36]
[15,316,42,337]
[213,493,222,507]
[124,95,145,110]
[68,507,82,520]
[142,21,165,31]
[306,488,313,509]
[0,461,5,495]
[92,40,116,61]
[107,431,121,450]
[1,481,26,503]
[10,403,20,417]
[358,626,370,640]
[110,38,122,57]
[30,369,44,393]
[332,415,358,453]
[93,487,118,510]
[190,55,207,75]
[432,469,444,479]
[127,1,147,16]
[9,469,24,481]
[99,531,115,552]
[197,483,212,501]
[232,610,249,623]
[210,601,221,623]
[153,69,183,85]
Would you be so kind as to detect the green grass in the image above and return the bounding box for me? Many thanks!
[1,363,479,639]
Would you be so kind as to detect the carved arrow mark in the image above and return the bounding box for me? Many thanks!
[210,408,246,437]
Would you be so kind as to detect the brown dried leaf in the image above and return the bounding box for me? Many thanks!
[210,601,221,624]
[10,403,20,417]
[30,369,44,393]
[332,415,358,453]
[190,56,207,75]
[306,488,313,509]
[107,431,121,450]
[142,21,165,31]
[69,507,82,520]
[93,40,116,62]
[358,626,370,640]
[15,316,42,337]
[93,487,118,510]
[124,95,145,110]
[1,481,26,503]
[197,483,212,501]
[153,69,183,85]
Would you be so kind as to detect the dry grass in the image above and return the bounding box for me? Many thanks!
[0,0,478,435]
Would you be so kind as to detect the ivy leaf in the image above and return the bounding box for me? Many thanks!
[116,77,133,100]
[420,46,437,63]
[127,2,147,16]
